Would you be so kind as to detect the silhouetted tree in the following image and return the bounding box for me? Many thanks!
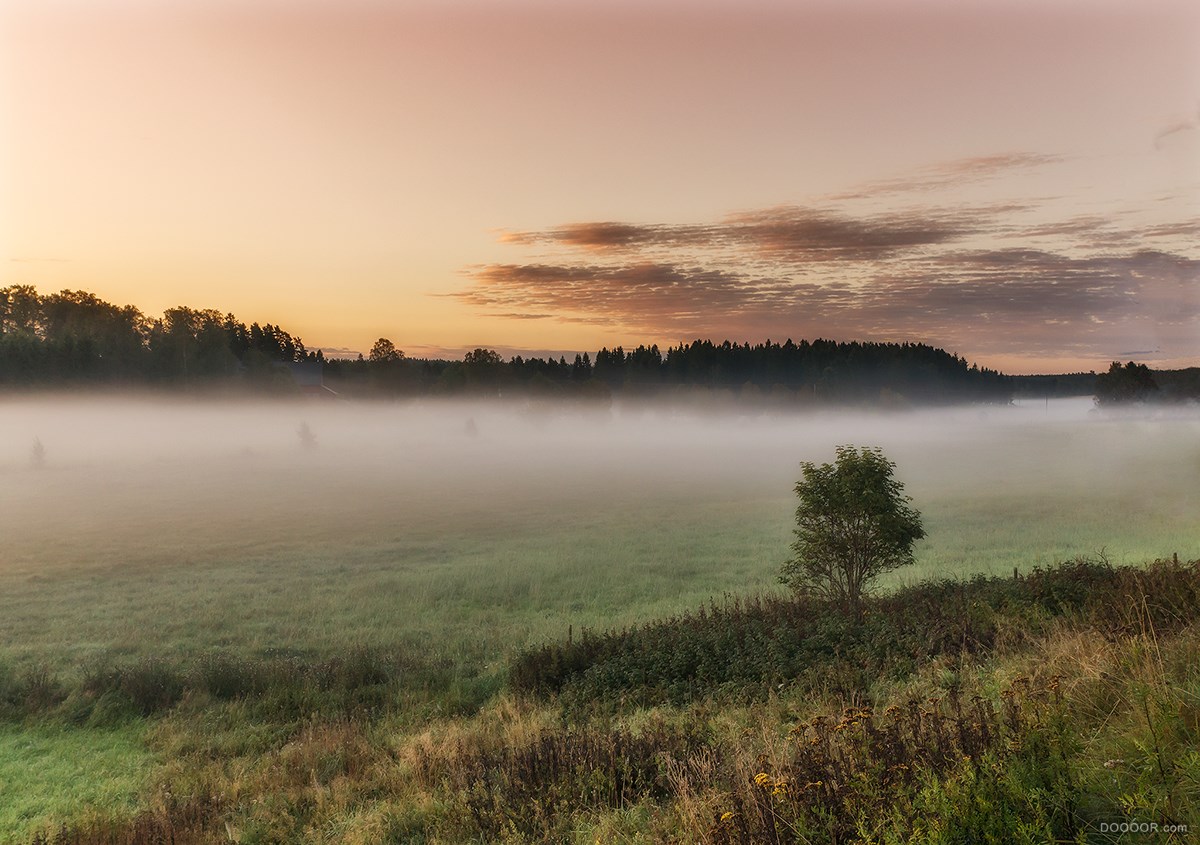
[780,446,924,621]
[0,285,41,334]
[369,337,404,363]
[462,348,504,393]
[463,348,502,367]
[1094,361,1159,405]
[571,353,590,381]
[30,437,45,468]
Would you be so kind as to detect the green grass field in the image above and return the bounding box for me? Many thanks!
[0,398,1197,841]
[0,725,149,837]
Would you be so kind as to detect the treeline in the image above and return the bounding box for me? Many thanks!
[595,339,1009,402]
[325,339,1013,404]
[1156,367,1200,400]
[1011,366,1200,405]
[1095,361,1200,405]
[0,286,316,388]
[1,285,1012,403]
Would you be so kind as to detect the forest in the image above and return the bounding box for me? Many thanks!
[0,285,1013,404]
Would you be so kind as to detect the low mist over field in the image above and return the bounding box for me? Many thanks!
[3,396,1196,585]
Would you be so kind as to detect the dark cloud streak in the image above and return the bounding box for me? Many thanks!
[502,206,980,263]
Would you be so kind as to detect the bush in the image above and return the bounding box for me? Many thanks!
[509,558,1200,709]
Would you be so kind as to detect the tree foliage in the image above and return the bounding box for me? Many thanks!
[0,285,316,386]
[368,337,404,363]
[1094,360,1159,405]
[593,338,1010,403]
[780,446,924,619]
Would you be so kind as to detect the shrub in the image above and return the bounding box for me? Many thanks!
[510,558,1200,709]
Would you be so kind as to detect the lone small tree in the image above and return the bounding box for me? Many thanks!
[780,445,924,620]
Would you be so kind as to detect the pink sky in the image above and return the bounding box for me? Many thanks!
[2,0,1197,373]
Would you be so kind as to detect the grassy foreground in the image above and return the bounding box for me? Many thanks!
[5,556,1198,844]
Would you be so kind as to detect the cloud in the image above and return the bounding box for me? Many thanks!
[934,153,1064,177]
[499,206,980,263]
[723,206,972,261]
[456,262,798,332]
[403,343,593,362]
[870,249,1196,320]
[460,243,1198,356]
[316,346,363,358]
[499,222,714,251]
[1140,220,1200,239]
[459,153,1198,365]
[829,152,1062,200]
[1010,217,1200,252]
[1154,104,1200,149]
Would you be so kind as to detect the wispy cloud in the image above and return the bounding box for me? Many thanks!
[458,262,794,331]
[316,346,363,359]
[723,206,970,261]
[828,152,1062,201]
[403,343,591,362]
[499,205,988,265]
[498,222,713,252]
[459,249,1197,342]
[1140,219,1200,239]
[1154,104,1200,149]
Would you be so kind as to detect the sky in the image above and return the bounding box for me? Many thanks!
[2,0,1197,374]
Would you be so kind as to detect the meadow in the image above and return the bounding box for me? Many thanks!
[0,396,1197,841]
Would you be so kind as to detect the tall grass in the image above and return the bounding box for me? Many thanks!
[14,557,1198,844]
[510,557,1200,708]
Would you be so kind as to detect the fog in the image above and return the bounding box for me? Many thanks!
[2,395,1197,582]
